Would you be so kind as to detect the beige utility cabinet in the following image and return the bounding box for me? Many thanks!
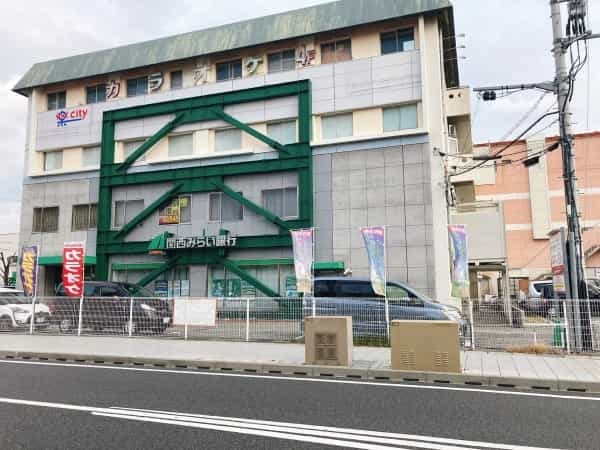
[390,320,461,373]
[305,316,353,366]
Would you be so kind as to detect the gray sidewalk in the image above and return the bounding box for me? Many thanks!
[1,334,599,384]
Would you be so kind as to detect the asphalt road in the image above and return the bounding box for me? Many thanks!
[0,359,599,449]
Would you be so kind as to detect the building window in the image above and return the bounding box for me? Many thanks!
[321,113,353,140]
[168,134,193,158]
[32,207,59,233]
[208,192,243,222]
[267,49,296,73]
[72,204,97,231]
[159,195,192,225]
[123,140,146,161]
[82,146,100,167]
[267,120,296,145]
[86,84,106,104]
[320,39,352,64]
[44,151,63,171]
[47,91,66,111]
[170,70,183,90]
[216,59,242,81]
[262,187,298,219]
[113,199,144,229]
[215,128,242,152]
[126,77,148,97]
[383,104,418,132]
[381,29,415,55]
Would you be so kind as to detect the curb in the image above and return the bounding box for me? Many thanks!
[2,350,600,393]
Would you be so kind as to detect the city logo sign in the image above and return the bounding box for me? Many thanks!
[56,108,88,128]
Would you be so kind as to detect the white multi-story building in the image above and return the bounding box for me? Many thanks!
[13,0,471,299]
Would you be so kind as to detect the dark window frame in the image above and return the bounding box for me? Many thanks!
[32,206,60,233]
[71,203,98,231]
[216,59,243,82]
[170,70,183,90]
[380,28,415,55]
[86,84,106,104]
[126,76,148,97]
[47,91,66,110]
[267,49,296,73]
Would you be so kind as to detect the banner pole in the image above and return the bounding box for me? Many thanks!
[311,228,316,317]
[30,247,40,335]
[383,226,389,340]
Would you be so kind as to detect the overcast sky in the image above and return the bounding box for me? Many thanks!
[0,0,598,233]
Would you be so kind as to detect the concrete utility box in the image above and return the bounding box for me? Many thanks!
[390,320,461,373]
[305,316,353,366]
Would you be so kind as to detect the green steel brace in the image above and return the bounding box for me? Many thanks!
[210,180,292,231]
[117,112,187,172]
[112,183,185,240]
[212,109,290,156]
[137,256,181,287]
[96,80,313,295]
[219,258,279,297]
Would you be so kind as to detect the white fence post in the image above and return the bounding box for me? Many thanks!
[384,297,390,340]
[245,298,250,342]
[184,298,188,340]
[311,296,316,317]
[469,299,476,350]
[563,300,571,354]
[128,297,134,337]
[77,295,84,336]
[29,297,36,335]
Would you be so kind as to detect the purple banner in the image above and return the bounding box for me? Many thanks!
[360,227,386,297]
[448,224,469,298]
[291,229,313,294]
[19,246,38,297]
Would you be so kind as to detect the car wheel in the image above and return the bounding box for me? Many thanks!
[0,316,12,330]
[59,318,74,333]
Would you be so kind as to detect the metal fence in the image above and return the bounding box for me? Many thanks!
[1,294,598,353]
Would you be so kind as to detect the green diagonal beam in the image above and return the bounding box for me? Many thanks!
[212,108,290,156]
[117,112,187,172]
[219,258,279,297]
[210,180,291,231]
[114,183,184,240]
[137,256,181,287]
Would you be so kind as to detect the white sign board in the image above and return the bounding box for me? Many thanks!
[173,298,216,327]
[550,229,566,295]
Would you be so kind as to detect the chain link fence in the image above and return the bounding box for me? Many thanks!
[0,294,598,353]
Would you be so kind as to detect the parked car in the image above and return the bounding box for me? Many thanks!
[50,281,171,334]
[523,279,600,315]
[306,277,469,338]
[0,288,50,330]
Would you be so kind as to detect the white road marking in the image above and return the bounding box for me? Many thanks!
[0,396,564,450]
[0,358,598,402]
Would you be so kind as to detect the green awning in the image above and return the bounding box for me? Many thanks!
[38,256,97,266]
[313,261,345,271]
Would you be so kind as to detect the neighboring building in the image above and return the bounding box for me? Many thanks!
[451,131,600,298]
[13,0,469,299]
[0,233,19,287]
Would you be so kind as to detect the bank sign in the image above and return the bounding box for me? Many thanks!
[166,235,237,249]
[56,108,88,128]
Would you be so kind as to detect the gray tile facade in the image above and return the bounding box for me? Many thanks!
[313,141,437,297]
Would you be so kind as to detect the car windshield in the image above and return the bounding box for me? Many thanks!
[122,284,154,297]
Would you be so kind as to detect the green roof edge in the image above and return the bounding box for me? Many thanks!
[13,0,453,93]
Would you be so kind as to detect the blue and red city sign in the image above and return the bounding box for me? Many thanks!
[56,108,88,127]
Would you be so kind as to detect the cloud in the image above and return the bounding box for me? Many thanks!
[0,0,598,224]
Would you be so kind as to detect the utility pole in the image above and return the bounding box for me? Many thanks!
[470,1,597,351]
[550,0,592,351]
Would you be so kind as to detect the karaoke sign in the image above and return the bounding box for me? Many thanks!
[61,242,85,297]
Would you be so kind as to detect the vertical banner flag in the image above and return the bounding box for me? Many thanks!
[19,246,38,297]
[62,242,85,297]
[360,227,386,297]
[549,229,567,296]
[291,229,313,294]
[448,225,469,298]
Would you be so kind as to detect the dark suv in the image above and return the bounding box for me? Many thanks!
[50,281,171,334]
[307,277,468,337]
